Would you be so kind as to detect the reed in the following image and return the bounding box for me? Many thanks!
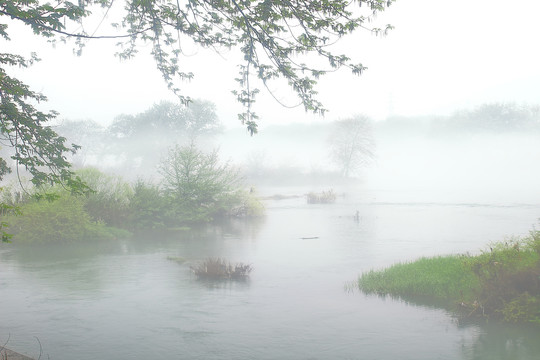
[190,257,252,280]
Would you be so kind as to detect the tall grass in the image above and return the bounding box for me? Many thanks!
[358,255,479,300]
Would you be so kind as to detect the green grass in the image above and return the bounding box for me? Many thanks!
[357,229,540,324]
[358,255,479,300]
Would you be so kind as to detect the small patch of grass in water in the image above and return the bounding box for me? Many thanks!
[190,257,252,281]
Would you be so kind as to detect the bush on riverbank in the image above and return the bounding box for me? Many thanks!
[6,194,125,243]
[1,156,264,242]
[77,167,133,227]
[357,229,540,324]
[228,191,265,218]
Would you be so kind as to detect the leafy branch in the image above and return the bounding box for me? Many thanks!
[0,52,91,197]
[2,0,395,133]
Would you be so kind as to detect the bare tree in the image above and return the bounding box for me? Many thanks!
[328,115,375,177]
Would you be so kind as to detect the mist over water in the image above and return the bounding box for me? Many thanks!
[2,110,540,359]
[3,0,540,356]
[217,117,540,205]
[368,131,540,205]
[1,189,539,359]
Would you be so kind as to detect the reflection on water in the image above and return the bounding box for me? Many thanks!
[1,190,539,360]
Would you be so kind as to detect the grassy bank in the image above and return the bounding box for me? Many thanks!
[357,229,540,324]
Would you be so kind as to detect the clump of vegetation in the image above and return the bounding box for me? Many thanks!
[159,143,262,224]
[6,194,123,244]
[306,189,336,204]
[228,191,265,218]
[127,179,169,231]
[77,167,133,227]
[462,232,540,322]
[357,229,540,324]
[190,257,252,280]
[1,143,265,243]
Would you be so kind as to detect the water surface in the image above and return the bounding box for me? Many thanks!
[1,189,539,359]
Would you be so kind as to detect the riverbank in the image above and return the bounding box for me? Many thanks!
[357,229,540,324]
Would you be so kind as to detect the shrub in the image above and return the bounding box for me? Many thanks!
[527,228,540,254]
[498,292,540,324]
[8,194,117,243]
[227,191,265,218]
[159,143,245,223]
[128,179,169,230]
[76,168,133,226]
[462,237,540,315]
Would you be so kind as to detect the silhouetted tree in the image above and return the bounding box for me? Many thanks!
[109,100,221,140]
[56,120,109,168]
[328,115,375,177]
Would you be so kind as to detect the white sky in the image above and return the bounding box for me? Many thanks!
[3,0,540,129]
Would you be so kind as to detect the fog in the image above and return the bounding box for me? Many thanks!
[3,106,540,358]
[368,120,540,204]
[3,0,540,125]
[46,102,540,208]
[3,0,540,359]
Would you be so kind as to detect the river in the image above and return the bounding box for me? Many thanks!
[1,188,540,359]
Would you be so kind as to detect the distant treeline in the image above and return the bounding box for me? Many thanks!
[49,102,373,184]
[378,102,540,135]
